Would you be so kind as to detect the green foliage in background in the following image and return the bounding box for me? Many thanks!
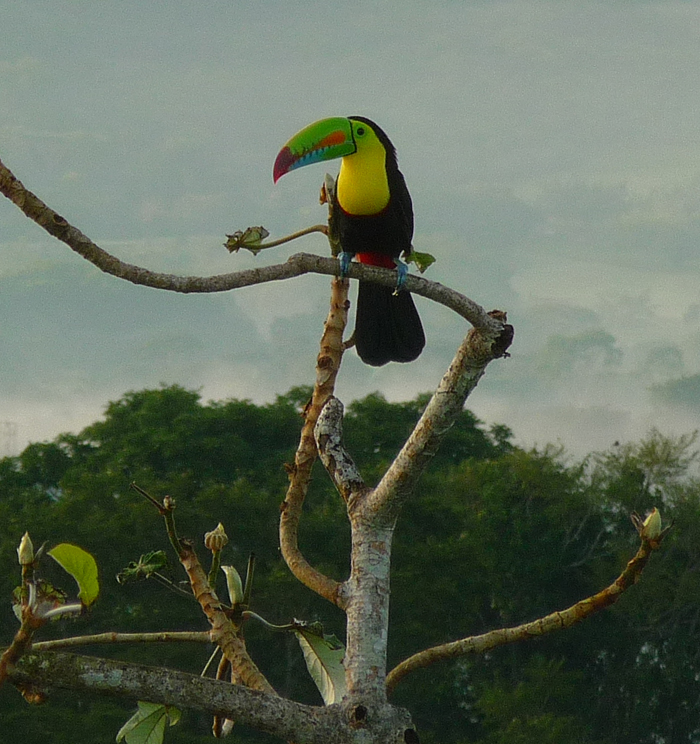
[1,386,699,743]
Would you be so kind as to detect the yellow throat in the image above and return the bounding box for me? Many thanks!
[336,131,390,216]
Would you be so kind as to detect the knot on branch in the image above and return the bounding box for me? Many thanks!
[349,704,368,727]
[467,309,513,362]
[489,310,514,358]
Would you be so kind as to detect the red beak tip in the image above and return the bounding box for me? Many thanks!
[273,148,294,184]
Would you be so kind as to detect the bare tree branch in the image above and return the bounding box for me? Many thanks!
[0,612,39,688]
[8,650,421,743]
[7,651,333,743]
[0,155,499,331]
[129,486,275,694]
[312,396,394,703]
[386,531,662,693]
[274,175,348,610]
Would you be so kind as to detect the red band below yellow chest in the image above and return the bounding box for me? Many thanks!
[356,252,396,269]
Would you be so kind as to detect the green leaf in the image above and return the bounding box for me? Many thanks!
[116,702,180,744]
[294,623,347,705]
[48,543,99,607]
[225,226,270,255]
[407,250,436,273]
[117,551,169,584]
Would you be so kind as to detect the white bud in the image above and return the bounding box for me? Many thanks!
[17,532,34,566]
[642,507,662,540]
[221,565,244,606]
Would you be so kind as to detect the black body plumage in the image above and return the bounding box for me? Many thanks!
[330,117,425,366]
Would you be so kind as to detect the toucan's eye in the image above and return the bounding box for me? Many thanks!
[356,126,366,136]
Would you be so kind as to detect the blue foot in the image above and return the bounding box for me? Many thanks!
[393,259,409,295]
[338,251,352,278]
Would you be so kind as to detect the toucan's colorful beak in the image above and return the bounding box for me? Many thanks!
[273,117,356,183]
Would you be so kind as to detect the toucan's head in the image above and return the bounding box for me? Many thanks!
[273,116,394,183]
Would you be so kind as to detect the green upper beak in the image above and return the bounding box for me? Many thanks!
[273,117,357,183]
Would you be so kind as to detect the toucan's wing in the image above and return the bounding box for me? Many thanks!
[387,166,414,254]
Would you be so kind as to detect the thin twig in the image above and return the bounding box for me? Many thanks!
[242,553,255,607]
[31,631,212,651]
[130,484,183,558]
[241,611,299,633]
[129,482,164,512]
[201,645,222,677]
[151,573,197,601]
[227,224,328,253]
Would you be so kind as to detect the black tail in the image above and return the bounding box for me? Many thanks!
[354,281,425,366]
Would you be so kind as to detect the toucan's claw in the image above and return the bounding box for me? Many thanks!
[339,251,352,278]
[393,259,409,295]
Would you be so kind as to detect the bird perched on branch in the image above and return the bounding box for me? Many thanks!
[273,116,425,367]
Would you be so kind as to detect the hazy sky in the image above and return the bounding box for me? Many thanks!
[2,1,700,456]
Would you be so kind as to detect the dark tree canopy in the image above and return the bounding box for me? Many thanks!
[1,387,698,743]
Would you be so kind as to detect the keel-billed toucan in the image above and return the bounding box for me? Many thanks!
[273,116,425,366]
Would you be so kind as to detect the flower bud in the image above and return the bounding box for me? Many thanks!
[642,507,662,541]
[17,532,34,566]
[221,565,244,606]
[205,523,229,553]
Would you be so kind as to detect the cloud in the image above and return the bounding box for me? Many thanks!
[537,330,623,380]
[651,374,700,413]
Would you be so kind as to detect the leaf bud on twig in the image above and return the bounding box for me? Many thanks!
[631,507,663,542]
[642,507,662,540]
[17,532,34,566]
[221,565,244,607]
